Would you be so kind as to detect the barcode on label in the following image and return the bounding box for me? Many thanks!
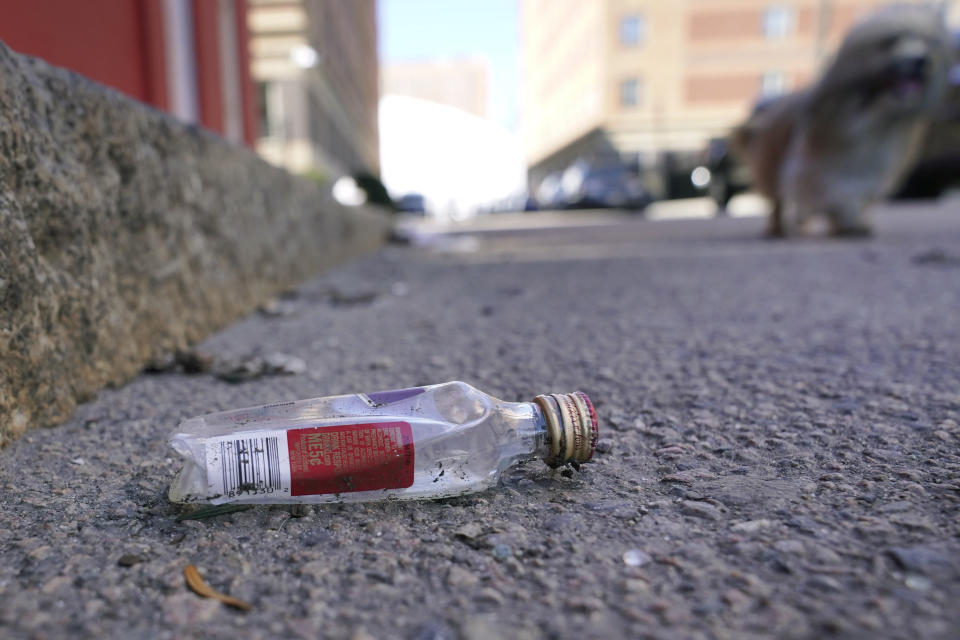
[205,430,291,501]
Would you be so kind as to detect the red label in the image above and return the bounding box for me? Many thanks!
[286,422,414,496]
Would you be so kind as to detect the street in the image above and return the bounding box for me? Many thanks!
[2,200,959,639]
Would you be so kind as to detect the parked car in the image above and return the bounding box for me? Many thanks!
[561,159,652,212]
[396,193,427,215]
[534,172,566,210]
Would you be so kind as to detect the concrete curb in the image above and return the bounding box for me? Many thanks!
[0,41,391,445]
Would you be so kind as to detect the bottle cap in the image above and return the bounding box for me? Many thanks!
[533,392,599,467]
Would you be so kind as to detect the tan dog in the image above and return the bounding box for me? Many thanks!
[733,5,953,237]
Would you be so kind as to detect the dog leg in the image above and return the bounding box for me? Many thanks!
[828,204,873,237]
[776,198,808,237]
[766,201,785,238]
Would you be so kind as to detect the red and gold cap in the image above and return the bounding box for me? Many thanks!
[533,392,599,467]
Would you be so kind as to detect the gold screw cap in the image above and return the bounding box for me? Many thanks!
[534,392,599,467]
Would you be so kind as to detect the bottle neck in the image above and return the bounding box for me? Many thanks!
[490,400,549,460]
[523,402,551,460]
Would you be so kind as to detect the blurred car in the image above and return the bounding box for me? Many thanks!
[560,159,652,212]
[535,172,566,210]
[396,193,427,215]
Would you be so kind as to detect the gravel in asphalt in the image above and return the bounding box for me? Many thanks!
[2,203,959,639]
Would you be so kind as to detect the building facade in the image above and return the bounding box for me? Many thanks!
[0,0,257,146]
[520,0,926,186]
[248,0,379,176]
[381,58,490,120]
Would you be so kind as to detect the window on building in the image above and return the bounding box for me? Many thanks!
[256,82,271,138]
[620,78,641,107]
[620,15,645,46]
[763,6,794,39]
[257,81,287,139]
[760,71,788,97]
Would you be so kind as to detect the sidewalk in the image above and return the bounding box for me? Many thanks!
[2,202,959,639]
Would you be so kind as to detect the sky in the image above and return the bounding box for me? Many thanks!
[379,95,526,218]
[377,0,519,131]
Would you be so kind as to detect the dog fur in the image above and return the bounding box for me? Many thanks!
[732,5,952,237]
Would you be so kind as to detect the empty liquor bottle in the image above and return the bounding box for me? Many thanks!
[169,381,598,505]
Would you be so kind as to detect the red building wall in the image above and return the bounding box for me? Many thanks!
[0,0,256,146]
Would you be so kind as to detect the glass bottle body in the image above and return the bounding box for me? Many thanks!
[169,381,548,504]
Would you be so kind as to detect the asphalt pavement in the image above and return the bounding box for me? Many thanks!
[2,200,959,639]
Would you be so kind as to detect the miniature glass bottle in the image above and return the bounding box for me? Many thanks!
[169,381,598,504]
